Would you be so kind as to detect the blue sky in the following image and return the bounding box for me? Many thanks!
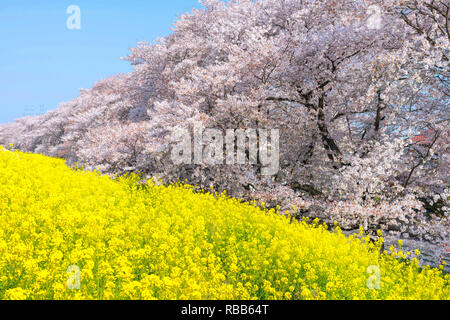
[0,0,202,124]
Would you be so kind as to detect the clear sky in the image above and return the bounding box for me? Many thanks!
[0,0,202,124]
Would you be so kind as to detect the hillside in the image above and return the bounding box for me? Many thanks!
[0,147,448,300]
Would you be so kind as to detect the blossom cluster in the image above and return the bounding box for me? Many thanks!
[0,147,448,300]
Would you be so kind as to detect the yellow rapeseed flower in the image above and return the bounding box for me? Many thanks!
[0,147,448,300]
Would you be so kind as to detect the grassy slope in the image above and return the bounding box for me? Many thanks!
[0,147,448,300]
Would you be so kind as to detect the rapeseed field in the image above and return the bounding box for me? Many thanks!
[0,147,448,300]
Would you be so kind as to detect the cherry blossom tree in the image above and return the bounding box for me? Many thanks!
[0,0,448,258]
